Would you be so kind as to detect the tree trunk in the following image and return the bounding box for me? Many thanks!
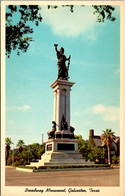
[107,145,111,165]
[5,150,9,165]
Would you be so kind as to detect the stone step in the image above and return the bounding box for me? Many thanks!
[28,160,95,167]
[27,151,95,168]
[49,159,85,163]
[30,158,88,165]
[36,160,86,166]
[43,162,94,166]
[41,152,82,159]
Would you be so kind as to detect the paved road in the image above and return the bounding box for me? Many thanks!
[5,166,119,186]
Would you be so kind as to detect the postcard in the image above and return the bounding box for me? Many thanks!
[1,1,124,196]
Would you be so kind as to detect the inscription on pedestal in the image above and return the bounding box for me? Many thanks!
[47,144,52,151]
[57,143,75,151]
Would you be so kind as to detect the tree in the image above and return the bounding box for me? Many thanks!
[5,137,13,165]
[79,141,89,161]
[101,129,115,165]
[16,139,25,153]
[5,141,45,166]
[6,5,42,57]
[6,5,116,57]
[37,144,45,159]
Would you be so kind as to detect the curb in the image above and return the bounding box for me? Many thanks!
[5,166,15,168]
[16,167,33,172]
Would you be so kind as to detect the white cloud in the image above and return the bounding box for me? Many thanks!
[92,104,120,121]
[6,105,31,111]
[92,104,105,114]
[40,6,99,39]
[17,105,31,111]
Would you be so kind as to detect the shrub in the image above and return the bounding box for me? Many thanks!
[7,157,12,165]
[13,161,21,167]
[111,155,120,164]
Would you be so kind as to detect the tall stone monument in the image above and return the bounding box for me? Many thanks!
[28,45,94,168]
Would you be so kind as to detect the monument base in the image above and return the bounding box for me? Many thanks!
[54,130,75,139]
[27,139,94,168]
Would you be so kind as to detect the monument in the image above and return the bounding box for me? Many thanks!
[28,45,94,168]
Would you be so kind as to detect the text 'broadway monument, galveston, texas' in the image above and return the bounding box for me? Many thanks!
[27,44,94,168]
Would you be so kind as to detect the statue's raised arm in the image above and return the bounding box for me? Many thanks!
[54,44,71,80]
[54,44,58,52]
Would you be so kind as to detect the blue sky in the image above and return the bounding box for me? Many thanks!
[5,5,120,147]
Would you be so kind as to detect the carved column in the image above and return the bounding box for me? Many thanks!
[66,90,70,131]
[56,88,62,131]
[50,79,75,132]
[53,91,57,122]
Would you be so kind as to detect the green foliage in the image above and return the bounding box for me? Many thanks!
[79,141,88,160]
[26,143,45,161]
[13,148,19,156]
[37,164,110,170]
[13,161,22,167]
[6,5,42,57]
[6,5,116,58]
[17,165,35,169]
[75,135,83,140]
[7,157,12,165]
[37,144,45,158]
[16,139,25,147]
[16,164,111,171]
[48,5,116,22]
[87,138,95,148]
[92,5,116,22]
[5,137,13,146]
[87,146,106,163]
[75,135,85,148]
[111,155,119,164]
[75,135,107,163]
[101,129,116,165]
[16,139,25,153]
[5,137,14,165]
[101,129,115,141]
[6,142,45,166]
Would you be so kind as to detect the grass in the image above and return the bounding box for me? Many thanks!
[17,165,36,169]
[38,164,110,169]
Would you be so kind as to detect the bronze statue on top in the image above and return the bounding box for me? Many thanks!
[54,44,71,80]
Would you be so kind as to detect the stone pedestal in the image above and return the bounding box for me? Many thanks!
[28,139,94,168]
[45,139,79,152]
